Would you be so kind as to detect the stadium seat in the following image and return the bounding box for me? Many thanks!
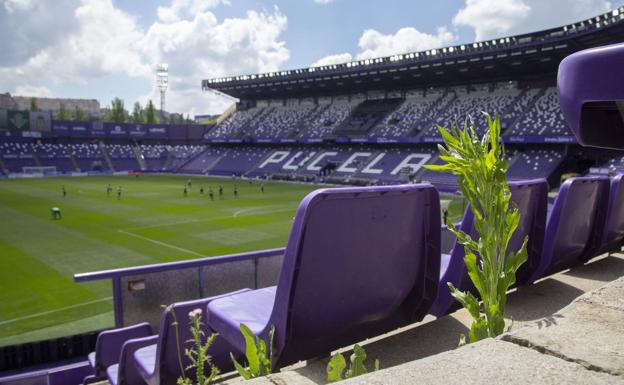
[131,290,249,385]
[82,322,152,384]
[207,184,441,368]
[558,42,624,148]
[92,290,248,385]
[597,174,624,254]
[528,176,610,282]
[429,178,549,317]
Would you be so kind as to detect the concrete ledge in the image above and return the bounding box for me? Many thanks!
[502,277,624,377]
[227,260,624,384]
[337,339,622,385]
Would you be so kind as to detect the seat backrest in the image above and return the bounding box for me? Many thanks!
[266,184,440,367]
[429,178,548,316]
[511,179,549,284]
[601,174,624,252]
[531,176,610,281]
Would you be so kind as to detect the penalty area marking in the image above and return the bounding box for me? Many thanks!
[0,296,113,326]
[117,229,206,258]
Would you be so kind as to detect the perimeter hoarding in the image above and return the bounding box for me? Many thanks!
[168,124,187,140]
[105,122,129,138]
[146,125,168,139]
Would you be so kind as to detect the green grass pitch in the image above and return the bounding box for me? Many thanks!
[0,175,464,346]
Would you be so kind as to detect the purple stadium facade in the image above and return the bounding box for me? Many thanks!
[2,6,624,385]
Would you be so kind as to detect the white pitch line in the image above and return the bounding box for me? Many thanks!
[118,229,206,258]
[0,296,113,325]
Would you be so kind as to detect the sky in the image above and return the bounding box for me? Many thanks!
[0,0,622,117]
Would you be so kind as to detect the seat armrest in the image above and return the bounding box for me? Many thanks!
[93,322,153,373]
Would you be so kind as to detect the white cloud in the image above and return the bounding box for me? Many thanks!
[454,0,613,41]
[314,0,335,4]
[156,0,229,23]
[356,26,456,59]
[311,53,353,67]
[141,7,289,115]
[0,0,290,116]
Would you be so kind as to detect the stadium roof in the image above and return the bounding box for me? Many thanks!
[203,7,624,100]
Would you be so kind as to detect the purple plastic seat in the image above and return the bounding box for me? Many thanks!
[82,322,152,384]
[529,176,610,282]
[208,184,441,368]
[558,42,624,149]
[598,174,624,254]
[429,179,548,317]
[133,290,249,385]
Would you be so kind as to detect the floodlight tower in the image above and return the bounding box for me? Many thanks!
[156,64,169,116]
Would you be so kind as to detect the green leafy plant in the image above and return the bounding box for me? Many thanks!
[230,324,275,379]
[167,307,220,385]
[326,344,380,383]
[425,114,528,344]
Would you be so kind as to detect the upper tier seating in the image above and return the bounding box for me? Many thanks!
[205,108,264,138]
[336,99,403,135]
[296,101,359,138]
[370,92,442,137]
[249,104,315,138]
[509,87,572,136]
[420,85,521,138]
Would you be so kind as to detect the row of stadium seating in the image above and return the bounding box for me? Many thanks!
[0,141,574,191]
[205,84,572,139]
[0,141,205,174]
[83,175,622,385]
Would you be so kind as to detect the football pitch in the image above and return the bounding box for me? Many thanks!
[0,175,465,346]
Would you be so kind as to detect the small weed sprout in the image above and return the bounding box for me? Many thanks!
[230,323,275,379]
[326,344,379,383]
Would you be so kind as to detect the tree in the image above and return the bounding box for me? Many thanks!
[57,103,69,120]
[145,100,159,124]
[108,97,126,123]
[30,97,38,112]
[131,102,144,123]
[73,105,86,121]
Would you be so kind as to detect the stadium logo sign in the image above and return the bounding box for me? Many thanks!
[8,110,29,130]
[259,150,431,175]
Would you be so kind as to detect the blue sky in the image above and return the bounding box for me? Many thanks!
[0,0,622,116]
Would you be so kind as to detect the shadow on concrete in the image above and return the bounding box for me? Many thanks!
[563,254,624,282]
[506,279,583,322]
[289,316,470,383]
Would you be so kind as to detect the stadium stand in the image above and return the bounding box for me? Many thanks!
[508,87,571,136]
[370,90,443,137]
[106,144,139,171]
[296,99,359,138]
[139,144,169,171]
[0,141,36,172]
[34,142,75,172]
[507,148,564,180]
